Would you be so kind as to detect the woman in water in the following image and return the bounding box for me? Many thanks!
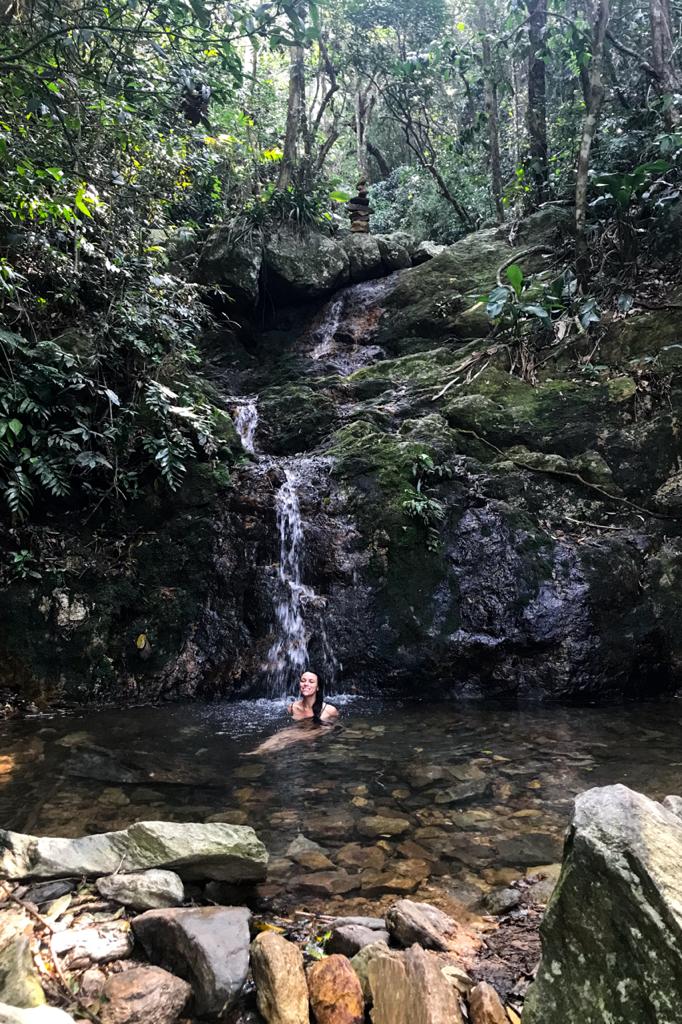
[288,670,338,722]
[244,670,337,755]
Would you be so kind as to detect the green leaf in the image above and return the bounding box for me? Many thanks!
[9,419,23,437]
[521,304,551,321]
[506,264,524,297]
[329,190,351,202]
[45,167,64,181]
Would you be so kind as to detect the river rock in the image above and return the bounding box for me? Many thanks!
[51,922,134,967]
[483,887,520,915]
[132,905,251,1017]
[433,779,489,804]
[524,784,682,1024]
[0,1006,76,1024]
[356,816,410,838]
[291,870,357,895]
[662,793,682,818]
[96,869,184,910]
[368,944,463,1024]
[0,937,45,1008]
[495,831,563,867]
[327,924,389,958]
[307,955,364,1024]
[99,966,190,1024]
[250,932,309,1024]
[0,822,268,882]
[349,942,399,1003]
[335,844,386,871]
[285,834,328,858]
[468,982,507,1024]
[385,900,453,951]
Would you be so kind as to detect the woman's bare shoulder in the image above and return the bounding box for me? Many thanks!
[321,703,339,720]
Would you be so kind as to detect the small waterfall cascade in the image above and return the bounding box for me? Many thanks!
[233,397,259,453]
[263,461,339,698]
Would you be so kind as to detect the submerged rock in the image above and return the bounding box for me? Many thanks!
[0,821,268,882]
[132,906,251,1018]
[524,785,682,1024]
[250,931,309,1024]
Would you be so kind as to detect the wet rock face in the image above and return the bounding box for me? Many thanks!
[524,785,682,1024]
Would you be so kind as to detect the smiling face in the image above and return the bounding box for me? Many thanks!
[299,672,319,699]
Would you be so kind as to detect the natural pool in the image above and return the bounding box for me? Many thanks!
[2,696,682,915]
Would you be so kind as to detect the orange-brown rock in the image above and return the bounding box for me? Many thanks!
[250,931,309,1024]
[307,954,364,1024]
[468,981,508,1024]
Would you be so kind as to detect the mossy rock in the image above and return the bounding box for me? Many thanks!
[257,383,337,455]
[601,297,682,362]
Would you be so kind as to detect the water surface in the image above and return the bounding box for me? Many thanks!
[1,697,681,913]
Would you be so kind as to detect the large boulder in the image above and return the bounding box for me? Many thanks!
[0,822,268,882]
[198,228,263,307]
[132,906,251,1018]
[524,785,682,1024]
[264,230,349,299]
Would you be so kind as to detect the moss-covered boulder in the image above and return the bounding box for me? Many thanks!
[257,383,337,455]
[264,230,350,299]
[198,228,263,307]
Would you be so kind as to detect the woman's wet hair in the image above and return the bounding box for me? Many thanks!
[307,670,325,723]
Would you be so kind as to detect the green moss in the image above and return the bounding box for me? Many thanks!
[258,382,336,455]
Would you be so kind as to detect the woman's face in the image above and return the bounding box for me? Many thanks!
[299,672,318,698]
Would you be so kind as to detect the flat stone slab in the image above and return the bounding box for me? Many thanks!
[0,822,267,882]
[132,906,251,1018]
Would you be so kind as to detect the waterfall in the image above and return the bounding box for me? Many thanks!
[263,462,339,698]
[233,397,258,453]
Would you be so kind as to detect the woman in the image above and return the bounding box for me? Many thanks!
[288,670,338,722]
[243,670,338,756]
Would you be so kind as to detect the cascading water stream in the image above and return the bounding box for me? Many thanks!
[231,400,338,698]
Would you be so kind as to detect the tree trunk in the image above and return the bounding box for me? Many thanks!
[526,0,549,201]
[575,0,610,272]
[482,33,505,223]
[355,85,375,181]
[368,141,390,178]
[278,44,306,190]
[649,0,679,125]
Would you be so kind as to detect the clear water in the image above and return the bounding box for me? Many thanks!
[2,698,681,913]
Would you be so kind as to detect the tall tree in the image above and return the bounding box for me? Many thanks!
[575,0,611,268]
[649,0,680,125]
[526,0,550,201]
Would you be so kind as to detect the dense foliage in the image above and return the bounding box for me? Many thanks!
[1,0,681,531]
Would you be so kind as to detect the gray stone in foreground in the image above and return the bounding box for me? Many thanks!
[0,821,268,882]
[96,869,184,910]
[327,923,389,958]
[385,899,454,951]
[0,1007,75,1024]
[349,942,398,1003]
[524,785,682,1024]
[250,931,309,1024]
[132,905,251,1018]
